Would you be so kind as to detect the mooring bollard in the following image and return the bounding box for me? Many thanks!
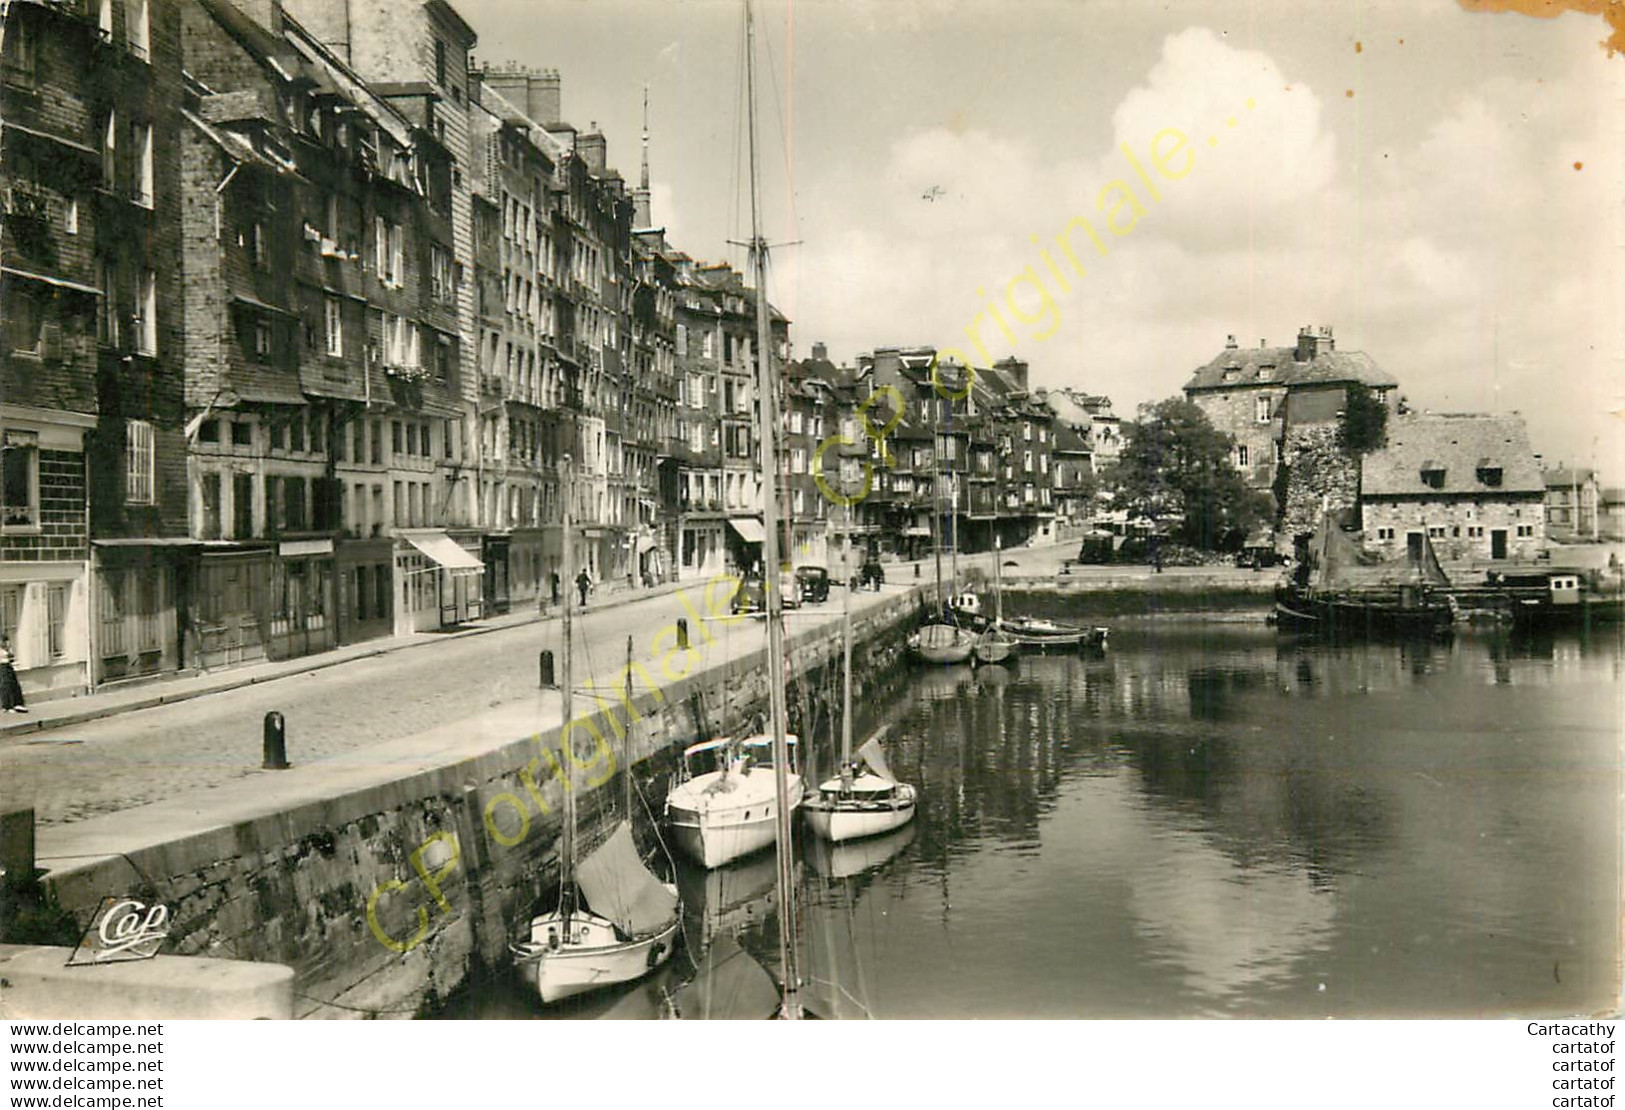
[676,618,690,651]
[539,649,556,688]
[262,711,289,770]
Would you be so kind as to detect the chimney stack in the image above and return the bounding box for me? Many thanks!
[1225,334,1238,349]
[1294,325,1331,362]
[578,128,607,176]
[811,341,828,362]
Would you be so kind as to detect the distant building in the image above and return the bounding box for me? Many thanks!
[1360,413,1545,562]
[1601,488,1625,541]
[1542,467,1601,539]
[1182,326,1397,494]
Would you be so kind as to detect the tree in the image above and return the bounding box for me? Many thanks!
[1113,398,1274,550]
[1339,382,1389,453]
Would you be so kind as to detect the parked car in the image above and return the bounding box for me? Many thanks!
[731,568,801,614]
[795,565,830,604]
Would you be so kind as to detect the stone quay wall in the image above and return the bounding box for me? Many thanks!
[41,587,929,1018]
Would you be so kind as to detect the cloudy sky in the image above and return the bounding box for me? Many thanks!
[466,0,1623,476]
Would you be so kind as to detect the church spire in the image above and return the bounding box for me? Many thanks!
[634,85,653,228]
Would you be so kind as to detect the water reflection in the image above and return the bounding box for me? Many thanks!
[814,622,1620,1017]
[447,622,1619,1019]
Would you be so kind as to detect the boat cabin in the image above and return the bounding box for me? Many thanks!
[678,734,800,780]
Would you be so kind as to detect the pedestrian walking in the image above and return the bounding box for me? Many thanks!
[550,572,561,608]
[0,636,26,714]
[577,568,591,608]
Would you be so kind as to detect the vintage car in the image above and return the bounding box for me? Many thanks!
[795,565,831,604]
[731,568,801,614]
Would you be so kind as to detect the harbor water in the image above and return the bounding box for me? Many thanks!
[442,618,1621,1019]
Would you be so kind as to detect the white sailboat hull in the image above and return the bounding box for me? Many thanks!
[667,772,805,869]
[802,796,916,843]
[803,776,918,844]
[514,907,680,1005]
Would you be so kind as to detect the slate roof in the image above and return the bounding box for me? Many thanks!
[1542,468,1597,489]
[1360,413,1544,498]
[1183,344,1396,393]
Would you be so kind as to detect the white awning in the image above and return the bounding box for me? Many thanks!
[729,517,766,543]
[401,531,484,575]
[279,539,334,557]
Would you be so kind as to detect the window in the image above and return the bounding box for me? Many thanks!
[325,295,343,356]
[332,421,346,462]
[1255,395,1271,423]
[431,245,451,303]
[702,330,714,359]
[269,417,286,452]
[392,481,403,526]
[434,39,447,88]
[392,421,403,456]
[233,473,254,537]
[3,17,38,88]
[2,430,40,528]
[1236,444,1250,468]
[289,413,305,453]
[1375,527,1394,540]
[65,199,79,235]
[134,269,156,354]
[102,110,118,190]
[200,472,222,539]
[253,317,271,361]
[198,420,219,444]
[405,423,417,457]
[1420,467,1446,490]
[370,419,383,464]
[6,285,43,355]
[676,323,687,356]
[132,122,153,207]
[251,221,268,269]
[231,421,253,448]
[96,259,118,346]
[1516,524,1534,539]
[126,419,154,504]
[126,0,150,59]
[97,0,113,39]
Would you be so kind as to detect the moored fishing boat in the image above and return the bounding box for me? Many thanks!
[1274,514,1455,638]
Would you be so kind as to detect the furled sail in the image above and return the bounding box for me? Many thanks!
[855,728,894,782]
[575,822,679,937]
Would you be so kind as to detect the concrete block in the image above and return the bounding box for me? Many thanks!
[0,944,294,1019]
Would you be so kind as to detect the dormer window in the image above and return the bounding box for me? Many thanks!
[1476,459,1503,488]
[1257,365,1273,382]
[1420,461,1446,489]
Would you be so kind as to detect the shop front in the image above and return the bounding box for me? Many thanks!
[266,539,337,662]
[336,535,394,646]
[394,529,484,635]
[91,539,202,684]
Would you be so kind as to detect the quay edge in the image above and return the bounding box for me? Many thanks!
[32,585,931,1019]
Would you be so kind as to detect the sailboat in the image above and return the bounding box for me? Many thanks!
[973,536,1017,664]
[804,509,919,842]
[909,390,976,664]
[510,455,681,1005]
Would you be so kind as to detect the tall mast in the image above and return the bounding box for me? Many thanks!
[994,533,1004,626]
[743,0,802,1020]
[933,402,945,616]
[840,500,854,785]
[559,453,575,935]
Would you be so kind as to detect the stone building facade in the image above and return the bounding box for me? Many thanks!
[1360,413,1546,563]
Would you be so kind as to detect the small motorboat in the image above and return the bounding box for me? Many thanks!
[998,616,1107,651]
[665,734,804,869]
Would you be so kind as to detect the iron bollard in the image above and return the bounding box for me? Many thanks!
[915,563,921,579]
[539,650,556,688]
[676,618,690,651]
[263,711,289,770]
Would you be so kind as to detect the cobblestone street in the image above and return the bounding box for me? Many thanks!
[0,576,917,827]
